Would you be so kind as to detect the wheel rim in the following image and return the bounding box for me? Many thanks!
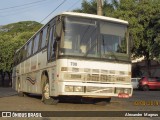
[43,83,50,99]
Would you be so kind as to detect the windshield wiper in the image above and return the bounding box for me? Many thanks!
[84,41,97,57]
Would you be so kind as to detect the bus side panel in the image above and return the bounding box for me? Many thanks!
[24,57,31,93]
[37,49,48,94]
[25,54,39,94]
[48,61,58,96]
[38,49,47,70]
[20,61,25,91]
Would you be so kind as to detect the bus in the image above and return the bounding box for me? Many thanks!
[12,12,133,104]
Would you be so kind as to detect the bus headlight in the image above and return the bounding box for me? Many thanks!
[115,88,124,94]
[124,88,131,94]
[74,86,83,92]
[115,88,131,94]
[65,86,73,92]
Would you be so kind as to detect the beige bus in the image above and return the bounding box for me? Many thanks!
[12,12,133,104]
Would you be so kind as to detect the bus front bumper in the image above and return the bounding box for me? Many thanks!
[56,82,133,98]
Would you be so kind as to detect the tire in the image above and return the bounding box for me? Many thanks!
[41,74,59,105]
[143,85,149,91]
[93,98,111,105]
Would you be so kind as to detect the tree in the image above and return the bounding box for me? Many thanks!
[74,0,114,16]
[0,35,13,86]
[0,21,42,86]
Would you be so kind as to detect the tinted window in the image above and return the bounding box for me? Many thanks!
[41,27,48,49]
[23,45,27,60]
[50,26,56,59]
[47,25,56,61]
[33,34,40,54]
[27,40,32,57]
[47,27,53,60]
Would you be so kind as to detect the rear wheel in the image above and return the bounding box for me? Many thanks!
[41,74,59,105]
[143,85,149,91]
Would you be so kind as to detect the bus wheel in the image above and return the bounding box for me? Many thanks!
[41,75,59,105]
[93,98,111,105]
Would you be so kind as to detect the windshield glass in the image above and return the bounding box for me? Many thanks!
[60,16,129,61]
[100,21,128,60]
[60,16,98,57]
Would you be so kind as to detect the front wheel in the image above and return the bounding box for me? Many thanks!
[41,75,59,105]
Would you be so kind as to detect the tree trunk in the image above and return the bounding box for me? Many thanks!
[0,70,2,87]
[0,70,5,87]
[146,59,151,77]
[7,71,12,87]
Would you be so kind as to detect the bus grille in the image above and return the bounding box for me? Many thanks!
[87,74,99,81]
[86,86,114,93]
[63,74,130,83]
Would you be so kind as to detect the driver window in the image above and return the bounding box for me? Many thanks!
[47,25,56,61]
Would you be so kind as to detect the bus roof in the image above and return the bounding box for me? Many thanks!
[61,12,128,25]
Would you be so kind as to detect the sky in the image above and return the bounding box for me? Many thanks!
[0,0,87,25]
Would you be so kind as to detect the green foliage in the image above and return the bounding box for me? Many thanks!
[73,0,97,14]
[0,21,42,72]
[74,0,114,16]
[0,21,41,36]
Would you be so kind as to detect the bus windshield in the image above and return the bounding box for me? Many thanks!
[60,16,129,61]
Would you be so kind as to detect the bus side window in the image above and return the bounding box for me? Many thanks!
[33,34,40,54]
[38,31,43,50]
[27,40,32,57]
[50,25,56,59]
[41,27,48,49]
[23,45,27,60]
[47,27,53,61]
